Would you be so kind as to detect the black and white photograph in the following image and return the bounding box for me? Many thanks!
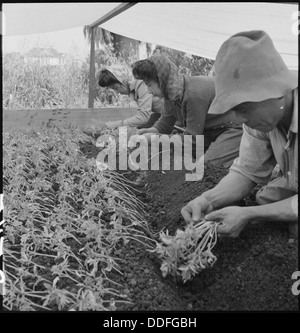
[1,2,299,317]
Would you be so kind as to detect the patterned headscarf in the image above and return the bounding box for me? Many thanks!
[99,64,134,93]
[148,54,184,102]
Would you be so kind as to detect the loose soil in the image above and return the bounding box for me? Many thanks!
[81,141,299,311]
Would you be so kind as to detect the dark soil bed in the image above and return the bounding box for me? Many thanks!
[81,139,299,311]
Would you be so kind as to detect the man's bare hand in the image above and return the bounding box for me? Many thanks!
[181,196,214,223]
[204,206,251,238]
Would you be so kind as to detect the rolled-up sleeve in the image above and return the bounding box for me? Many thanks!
[230,124,277,185]
[123,81,153,127]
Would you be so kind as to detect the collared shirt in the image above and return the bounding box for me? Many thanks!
[123,79,163,127]
[230,88,298,213]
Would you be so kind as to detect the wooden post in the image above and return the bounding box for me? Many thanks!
[87,3,137,108]
[88,26,96,108]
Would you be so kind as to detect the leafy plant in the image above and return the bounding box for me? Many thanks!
[151,220,219,283]
[2,52,132,110]
[3,126,154,311]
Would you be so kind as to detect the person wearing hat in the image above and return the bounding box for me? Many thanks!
[96,64,163,129]
[132,54,243,168]
[181,30,298,239]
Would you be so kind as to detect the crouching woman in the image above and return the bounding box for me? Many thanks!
[131,55,243,168]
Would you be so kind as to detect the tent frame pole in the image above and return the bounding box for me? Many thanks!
[88,26,96,108]
[88,2,137,108]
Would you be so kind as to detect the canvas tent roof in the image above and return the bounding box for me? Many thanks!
[2,2,298,69]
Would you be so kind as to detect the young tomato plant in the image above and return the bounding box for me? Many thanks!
[151,220,219,283]
[3,126,152,311]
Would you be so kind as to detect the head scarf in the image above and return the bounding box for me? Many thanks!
[148,55,184,102]
[99,64,134,94]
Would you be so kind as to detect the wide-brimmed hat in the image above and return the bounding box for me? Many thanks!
[208,30,298,114]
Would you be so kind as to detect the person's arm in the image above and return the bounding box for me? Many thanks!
[243,195,298,222]
[204,195,298,238]
[153,100,177,134]
[137,127,159,143]
[183,76,216,136]
[182,171,297,238]
[181,170,256,223]
[182,95,206,137]
[204,170,256,209]
[137,100,177,143]
[123,81,153,127]
[182,124,279,237]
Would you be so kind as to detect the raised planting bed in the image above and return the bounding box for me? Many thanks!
[3,127,152,311]
[3,126,298,311]
[79,132,299,311]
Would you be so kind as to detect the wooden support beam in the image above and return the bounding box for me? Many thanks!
[89,3,137,29]
[88,26,96,108]
[3,107,137,131]
[87,3,137,108]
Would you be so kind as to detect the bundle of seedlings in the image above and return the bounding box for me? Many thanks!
[151,220,219,283]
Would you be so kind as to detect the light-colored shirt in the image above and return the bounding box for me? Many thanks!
[123,79,163,127]
[230,88,298,214]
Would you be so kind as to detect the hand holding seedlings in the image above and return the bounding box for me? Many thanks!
[205,206,250,238]
[181,195,214,223]
[151,220,220,283]
[181,195,249,238]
